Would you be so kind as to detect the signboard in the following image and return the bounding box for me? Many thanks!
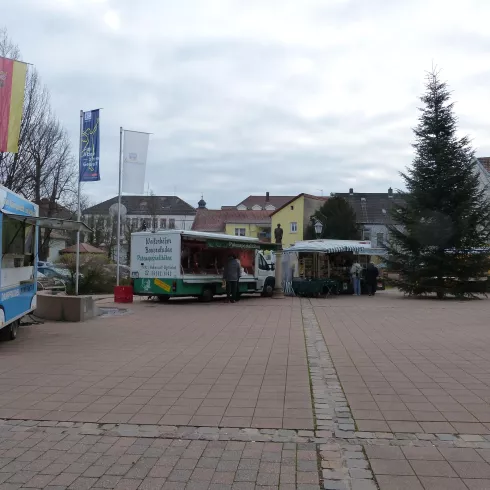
[207,239,260,250]
[79,109,100,182]
[130,233,181,279]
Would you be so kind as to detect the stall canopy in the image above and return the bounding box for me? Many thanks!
[284,239,373,254]
[1,209,92,233]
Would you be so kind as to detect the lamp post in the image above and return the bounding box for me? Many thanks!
[273,243,284,298]
[314,219,324,238]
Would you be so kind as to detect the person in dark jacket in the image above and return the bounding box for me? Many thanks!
[223,254,241,303]
[365,262,379,296]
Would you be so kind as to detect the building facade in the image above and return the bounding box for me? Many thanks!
[236,192,295,211]
[334,188,405,247]
[83,195,196,263]
[271,194,328,248]
[192,198,272,240]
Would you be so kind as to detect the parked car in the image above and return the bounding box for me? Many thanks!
[38,261,54,268]
[38,266,80,282]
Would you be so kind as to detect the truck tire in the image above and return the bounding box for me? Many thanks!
[199,287,214,302]
[8,320,18,341]
[262,279,275,297]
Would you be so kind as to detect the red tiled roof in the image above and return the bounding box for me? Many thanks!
[192,209,272,232]
[237,195,295,210]
[60,243,106,254]
[479,157,490,173]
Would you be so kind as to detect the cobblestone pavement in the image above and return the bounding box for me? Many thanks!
[0,293,489,489]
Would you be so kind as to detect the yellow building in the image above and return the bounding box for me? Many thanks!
[271,194,328,248]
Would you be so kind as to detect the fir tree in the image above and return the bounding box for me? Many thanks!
[305,196,360,240]
[387,70,490,298]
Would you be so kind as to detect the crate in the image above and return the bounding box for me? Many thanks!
[114,286,133,303]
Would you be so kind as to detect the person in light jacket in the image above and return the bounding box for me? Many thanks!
[223,254,241,303]
[350,261,362,296]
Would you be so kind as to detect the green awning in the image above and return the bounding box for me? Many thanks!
[207,239,260,250]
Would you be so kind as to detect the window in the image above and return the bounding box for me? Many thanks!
[235,228,246,236]
[290,222,298,233]
[2,217,26,255]
[169,219,175,229]
[160,218,167,229]
[376,233,384,247]
[258,254,269,271]
[290,205,294,210]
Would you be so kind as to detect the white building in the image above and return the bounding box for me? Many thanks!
[83,195,196,263]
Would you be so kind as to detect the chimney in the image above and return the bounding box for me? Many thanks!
[349,188,354,195]
[266,192,270,202]
[388,187,393,198]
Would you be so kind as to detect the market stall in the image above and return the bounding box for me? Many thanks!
[282,239,386,297]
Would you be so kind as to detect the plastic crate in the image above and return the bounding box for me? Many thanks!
[114,286,133,303]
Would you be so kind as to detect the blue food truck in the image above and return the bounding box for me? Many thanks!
[0,185,89,340]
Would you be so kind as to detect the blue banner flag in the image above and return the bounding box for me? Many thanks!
[79,109,100,182]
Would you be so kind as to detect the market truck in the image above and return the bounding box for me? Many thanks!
[130,230,276,301]
[0,184,89,340]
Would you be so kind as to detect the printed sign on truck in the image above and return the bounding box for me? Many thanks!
[130,233,181,279]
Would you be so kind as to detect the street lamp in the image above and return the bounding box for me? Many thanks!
[314,220,323,238]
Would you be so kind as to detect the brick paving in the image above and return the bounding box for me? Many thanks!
[311,292,490,490]
[0,292,489,488]
[313,293,490,435]
[0,421,319,490]
[0,299,312,431]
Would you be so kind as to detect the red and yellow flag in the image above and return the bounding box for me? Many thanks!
[0,57,27,153]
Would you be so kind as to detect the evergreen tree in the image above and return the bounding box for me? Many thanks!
[387,70,490,298]
[305,196,360,240]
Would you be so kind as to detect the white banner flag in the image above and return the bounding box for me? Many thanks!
[122,130,150,193]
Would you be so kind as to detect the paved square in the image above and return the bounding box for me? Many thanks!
[313,293,490,435]
[0,298,313,431]
[0,422,319,490]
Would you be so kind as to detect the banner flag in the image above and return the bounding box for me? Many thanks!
[0,57,27,153]
[122,130,149,193]
[79,109,100,182]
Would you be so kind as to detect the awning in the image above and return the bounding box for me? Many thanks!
[1,210,92,233]
[207,239,260,250]
[284,239,374,255]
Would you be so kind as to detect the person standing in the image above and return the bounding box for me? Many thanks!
[350,261,362,296]
[223,254,241,303]
[365,262,379,296]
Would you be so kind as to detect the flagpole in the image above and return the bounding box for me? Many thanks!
[75,110,83,296]
[116,127,123,286]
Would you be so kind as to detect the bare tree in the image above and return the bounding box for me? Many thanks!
[0,28,77,260]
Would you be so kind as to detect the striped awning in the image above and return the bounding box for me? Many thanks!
[284,240,369,254]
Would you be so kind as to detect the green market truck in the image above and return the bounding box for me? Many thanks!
[130,230,277,301]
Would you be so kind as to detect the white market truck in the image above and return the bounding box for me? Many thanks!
[130,230,277,301]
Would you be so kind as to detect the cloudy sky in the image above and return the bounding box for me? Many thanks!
[3,0,490,208]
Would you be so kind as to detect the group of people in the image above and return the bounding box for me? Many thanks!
[350,261,379,296]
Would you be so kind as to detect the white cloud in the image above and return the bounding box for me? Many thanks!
[2,0,490,207]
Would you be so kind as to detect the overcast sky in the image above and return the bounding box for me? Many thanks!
[3,0,490,208]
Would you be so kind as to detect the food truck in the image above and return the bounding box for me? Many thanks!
[0,185,90,340]
[130,230,277,301]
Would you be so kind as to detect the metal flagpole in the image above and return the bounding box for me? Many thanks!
[116,127,123,286]
[75,110,83,295]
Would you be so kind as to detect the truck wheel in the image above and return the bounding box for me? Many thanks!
[199,288,214,302]
[262,280,274,297]
[8,320,19,341]
[158,296,170,302]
